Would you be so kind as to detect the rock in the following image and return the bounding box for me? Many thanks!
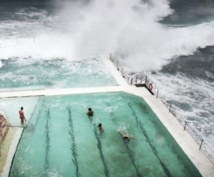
[0,113,9,145]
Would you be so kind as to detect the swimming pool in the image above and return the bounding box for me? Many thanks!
[0,58,117,90]
[9,92,202,177]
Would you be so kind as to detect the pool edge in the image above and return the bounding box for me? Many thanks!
[1,128,23,177]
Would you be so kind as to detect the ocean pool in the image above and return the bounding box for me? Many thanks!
[9,92,202,177]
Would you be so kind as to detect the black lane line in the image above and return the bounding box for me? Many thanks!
[123,142,142,177]
[44,108,51,175]
[24,98,45,130]
[67,108,81,177]
[128,103,172,177]
[93,124,110,177]
[86,113,110,177]
[34,99,45,128]
[109,110,142,177]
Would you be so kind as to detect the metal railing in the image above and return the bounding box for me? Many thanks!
[110,55,158,93]
[110,54,214,164]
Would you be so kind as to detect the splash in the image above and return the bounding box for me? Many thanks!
[0,0,214,70]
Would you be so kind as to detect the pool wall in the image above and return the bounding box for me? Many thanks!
[1,128,23,177]
[0,57,213,177]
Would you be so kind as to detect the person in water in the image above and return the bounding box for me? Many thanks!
[87,108,94,117]
[97,123,104,133]
[19,107,27,126]
[119,130,134,143]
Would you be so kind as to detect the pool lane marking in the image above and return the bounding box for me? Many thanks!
[109,110,142,177]
[86,114,110,177]
[67,108,81,177]
[128,103,172,177]
[34,108,43,128]
[33,98,45,128]
[123,141,142,177]
[44,108,51,174]
[92,123,110,177]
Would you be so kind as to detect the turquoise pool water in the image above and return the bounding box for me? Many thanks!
[0,58,117,90]
[10,92,202,177]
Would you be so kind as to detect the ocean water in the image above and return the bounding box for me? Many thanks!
[0,0,213,163]
[0,58,117,90]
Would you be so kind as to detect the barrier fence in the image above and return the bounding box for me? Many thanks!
[110,54,214,164]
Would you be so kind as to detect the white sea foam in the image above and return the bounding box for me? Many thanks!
[49,0,214,70]
[148,72,214,161]
[0,0,213,70]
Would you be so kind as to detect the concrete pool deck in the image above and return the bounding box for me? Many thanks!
[0,58,213,177]
[0,127,23,177]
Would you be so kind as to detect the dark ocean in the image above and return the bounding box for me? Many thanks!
[0,0,213,162]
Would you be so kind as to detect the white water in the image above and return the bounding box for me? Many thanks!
[0,0,213,162]
[149,72,214,162]
[0,0,214,69]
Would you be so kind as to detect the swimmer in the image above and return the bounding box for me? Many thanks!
[87,108,94,117]
[119,130,134,143]
[97,123,104,133]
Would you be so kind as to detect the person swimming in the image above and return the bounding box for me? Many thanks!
[87,108,94,117]
[119,130,134,143]
[97,123,104,133]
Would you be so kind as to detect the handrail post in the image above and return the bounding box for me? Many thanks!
[184,121,187,130]
[199,139,204,150]
[169,104,172,112]
[156,89,159,99]
[145,75,147,85]
[130,78,133,85]
[117,60,119,70]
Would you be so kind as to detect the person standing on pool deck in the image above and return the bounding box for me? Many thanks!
[19,107,26,126]
[97,123,104,133]
[87,108,94,117]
